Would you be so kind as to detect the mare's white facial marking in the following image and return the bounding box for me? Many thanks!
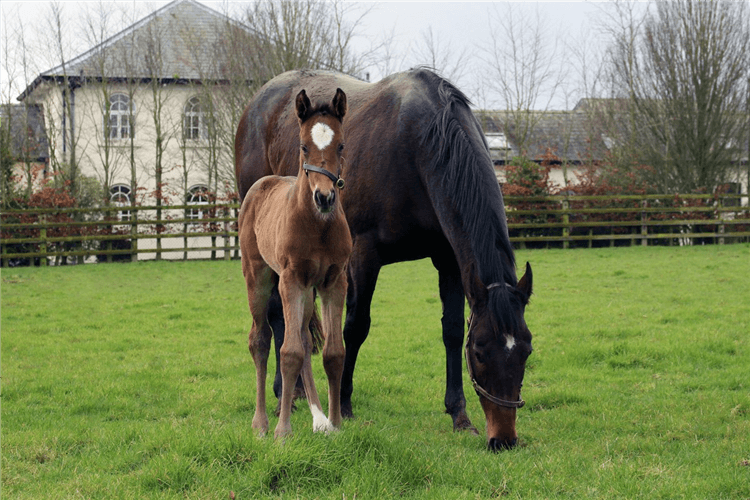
[311,122,335,151]
[310,404,333,433]
[505,334,516,351]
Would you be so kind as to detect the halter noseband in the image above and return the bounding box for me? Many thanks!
[464,282,526,409]
[303,163,345,190]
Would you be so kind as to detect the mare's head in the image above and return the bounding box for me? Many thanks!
[296,88,347,215]
[466,262,533,451]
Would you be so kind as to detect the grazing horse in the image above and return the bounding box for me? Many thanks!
[235,69,533,451]
[238,88,352,439]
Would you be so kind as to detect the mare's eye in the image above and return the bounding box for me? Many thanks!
[473,349,484,364]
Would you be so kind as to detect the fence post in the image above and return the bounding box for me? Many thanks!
[40,213,48,266]
[641,199,648,246]
[130,207,138,262]
[561,198,570,249]
[106,214,113,264]
[718,196,725,245]
[223,206,230,261]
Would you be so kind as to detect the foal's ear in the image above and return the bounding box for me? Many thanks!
[296,89,312,122]
[516,262,533,305]
[332,88,347,121]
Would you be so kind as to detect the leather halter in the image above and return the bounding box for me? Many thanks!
[303,163,345,190]
[464,282,526,409]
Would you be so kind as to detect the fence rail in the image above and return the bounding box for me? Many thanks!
[2,194,749,266]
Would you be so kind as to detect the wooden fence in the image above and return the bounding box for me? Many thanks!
[2,194,749,266]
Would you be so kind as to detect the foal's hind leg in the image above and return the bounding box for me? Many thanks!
[247,267,275,435]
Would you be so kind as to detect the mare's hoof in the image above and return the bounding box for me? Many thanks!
[453,415,479,435]
[341,402,354,419]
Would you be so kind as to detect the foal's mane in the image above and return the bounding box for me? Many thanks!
[418,69,523,334]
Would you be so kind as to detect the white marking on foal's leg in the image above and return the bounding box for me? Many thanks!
[311,123,334,150]
[310,404,334,433]
[505,334,516,351]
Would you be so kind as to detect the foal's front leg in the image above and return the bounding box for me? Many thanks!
[319,271,348,429]
[275,275,310,439]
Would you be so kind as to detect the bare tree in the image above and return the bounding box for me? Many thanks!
[240,0,370,80]
[604,0,750,193]
[41,1,82,198]
[410,26,471,87]
[1,5,37,201]
[478,3,566,159]
[80,1,125,204]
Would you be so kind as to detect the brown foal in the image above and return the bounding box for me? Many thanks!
[238,88,352,439]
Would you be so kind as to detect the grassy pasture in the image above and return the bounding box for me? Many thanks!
[1,245,749,499]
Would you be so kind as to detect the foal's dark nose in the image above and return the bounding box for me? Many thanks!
[314,189,335,213]
[488,437,517,452]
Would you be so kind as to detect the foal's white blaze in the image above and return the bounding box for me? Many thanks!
[311,404,333,433]
[505,334,516,351]
[311,122,334,150]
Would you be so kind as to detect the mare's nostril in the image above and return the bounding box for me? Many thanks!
[487,437,517,452]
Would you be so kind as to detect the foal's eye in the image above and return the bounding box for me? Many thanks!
[300,144,309,155]
[338,143,345,154]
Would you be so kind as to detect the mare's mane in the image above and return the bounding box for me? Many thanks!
[419,69,523,334]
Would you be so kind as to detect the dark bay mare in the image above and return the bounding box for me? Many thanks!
[235,68,533,450]
[238,88,352,439]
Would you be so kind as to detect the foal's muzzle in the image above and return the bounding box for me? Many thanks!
[314,189,336,213]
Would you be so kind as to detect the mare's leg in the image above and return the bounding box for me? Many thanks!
[341,240,381,418]
[246,266,275,436]
[431,254,478,434]
[275,272,309,439]
[319,271,347,428]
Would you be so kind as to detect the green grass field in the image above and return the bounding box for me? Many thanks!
[2,245,749,499]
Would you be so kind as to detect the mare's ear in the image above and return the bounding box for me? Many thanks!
[516,262,533,305]
[332,88,347,121]
[296,89,311,122]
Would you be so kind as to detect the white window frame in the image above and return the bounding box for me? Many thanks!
[109,184,132,222]
[186,185,209,222]
[105,94,134,140]
[184,97,206,142]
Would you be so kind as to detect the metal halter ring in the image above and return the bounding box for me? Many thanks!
[303,163,345,189]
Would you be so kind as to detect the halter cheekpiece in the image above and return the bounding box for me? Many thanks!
[303,163,345,189]
[464,282,526,409]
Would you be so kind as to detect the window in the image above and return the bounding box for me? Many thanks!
[105,94,134,140]
[184,97,206,141]
[109,184,131,221]
[186,185,209,221]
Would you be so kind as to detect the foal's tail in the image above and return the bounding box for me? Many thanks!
[310,290,325,354]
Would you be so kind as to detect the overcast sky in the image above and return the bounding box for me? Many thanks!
[1,0,619,110]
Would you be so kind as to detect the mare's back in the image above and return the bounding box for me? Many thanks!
[235,70,440,204]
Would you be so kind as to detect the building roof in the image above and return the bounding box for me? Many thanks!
[0,104,49,161]
[19,0,252,100]
[475,107,613,164]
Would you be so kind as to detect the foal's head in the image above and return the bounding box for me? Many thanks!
[296,88,347,215]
